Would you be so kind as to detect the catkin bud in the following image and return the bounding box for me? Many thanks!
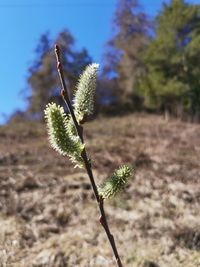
[44,103,84,167]
[98,165,133,200]
[73,63,99,122]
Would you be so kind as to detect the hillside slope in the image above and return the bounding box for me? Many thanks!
[0,114,200,267]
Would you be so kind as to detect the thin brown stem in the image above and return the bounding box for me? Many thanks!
[54,44,123,267]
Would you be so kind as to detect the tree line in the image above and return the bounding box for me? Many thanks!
[15,0,200,122]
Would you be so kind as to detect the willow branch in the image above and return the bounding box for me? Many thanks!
[54,44,123,267]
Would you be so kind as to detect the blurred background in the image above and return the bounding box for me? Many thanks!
[1,0,200,266]
[1,0,200,123]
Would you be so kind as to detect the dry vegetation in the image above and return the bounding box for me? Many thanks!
[0,114,200,267]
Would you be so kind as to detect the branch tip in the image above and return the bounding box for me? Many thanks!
[54,44,60,53]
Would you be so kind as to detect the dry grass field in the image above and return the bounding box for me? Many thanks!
[0,113,200,267]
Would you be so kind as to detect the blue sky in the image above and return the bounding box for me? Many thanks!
[0,0,200,123]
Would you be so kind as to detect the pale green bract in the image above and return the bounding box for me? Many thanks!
[73,63,99,122]
[44,103,84,168]
[98,165,133,200]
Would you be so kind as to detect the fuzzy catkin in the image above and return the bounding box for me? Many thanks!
[98,165,133,199]
[44,103,84,167]
[73,63,99,122]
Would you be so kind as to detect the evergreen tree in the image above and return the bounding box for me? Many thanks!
[26,30,92,119]
[137,0,200,120]
[103,0,149,109]
[27,32,55,118]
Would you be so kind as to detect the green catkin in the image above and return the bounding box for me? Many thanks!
[73,63,99,122]
[44,103,84,168]
[98,165,133,200]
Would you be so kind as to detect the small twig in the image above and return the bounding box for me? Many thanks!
[55,44,123,267]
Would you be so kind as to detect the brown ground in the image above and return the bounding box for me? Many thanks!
[0,114,200,267]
